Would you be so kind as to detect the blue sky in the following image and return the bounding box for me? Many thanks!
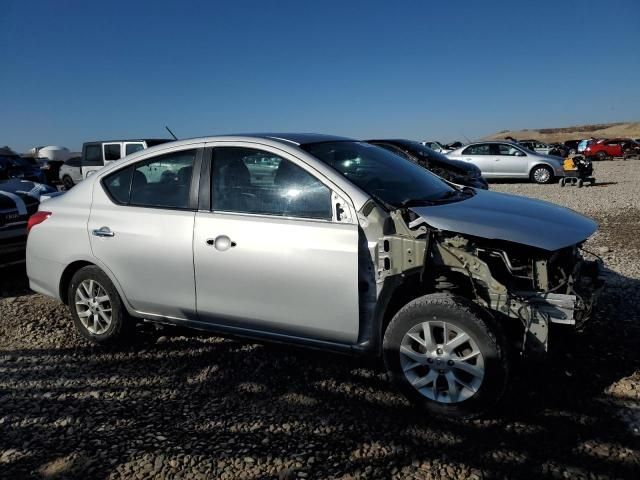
[1,0,639,152]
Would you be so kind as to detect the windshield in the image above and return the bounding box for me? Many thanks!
[301,141,459,208]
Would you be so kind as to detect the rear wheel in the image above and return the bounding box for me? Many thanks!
[530,165,553,184]
[68,266,131,344]
[62,176,74,190]
[383,294,509,419]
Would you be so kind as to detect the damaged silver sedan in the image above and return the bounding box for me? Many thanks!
[26,134,604,418]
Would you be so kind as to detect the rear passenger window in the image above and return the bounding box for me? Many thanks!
[211,147,332,220]
[104,144,122,161]
[129,150,196,209]
[103,166,133,204]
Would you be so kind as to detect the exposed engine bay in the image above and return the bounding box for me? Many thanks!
[360,201,605,355]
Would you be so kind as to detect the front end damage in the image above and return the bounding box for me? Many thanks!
[365,204,605,356]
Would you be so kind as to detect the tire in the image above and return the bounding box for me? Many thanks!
[578,179,584,188]
[383,293,509,419]
[559,177,566,187]
[529,165,553,184]
[68,265,131,344]
[596,151,610,161]
[62,176,74,190]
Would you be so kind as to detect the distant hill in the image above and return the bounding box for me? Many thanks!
[484,122,640,143]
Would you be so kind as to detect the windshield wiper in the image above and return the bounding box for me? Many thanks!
[397,197,438,208]
[397,188,475,208]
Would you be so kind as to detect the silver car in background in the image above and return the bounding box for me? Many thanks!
[446,141,565,184]
[26,134,602,418]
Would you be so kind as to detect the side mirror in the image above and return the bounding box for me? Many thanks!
[515,151,525,157]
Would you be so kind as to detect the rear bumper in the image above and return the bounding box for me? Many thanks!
[25,253,65,300]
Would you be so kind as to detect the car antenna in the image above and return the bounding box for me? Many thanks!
[165,126,178,140]
[460,132,471,143]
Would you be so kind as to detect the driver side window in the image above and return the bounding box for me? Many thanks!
[497,144,523,156]
[211,147,332,220]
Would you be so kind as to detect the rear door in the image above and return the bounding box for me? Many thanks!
[193,143,360,343]
[460,143,494,176]
[88,144,203,319]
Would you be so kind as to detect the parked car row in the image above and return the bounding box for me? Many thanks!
[25,133,604,418]
[582,138,640,160]
[0,146,48,184]
[0,178,57,267]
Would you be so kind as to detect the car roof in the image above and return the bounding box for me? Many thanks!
[464,140,521,146]
[83,138,171,145]
[366,139,417,144]
[240,133,354,145]
[84,133,354,148]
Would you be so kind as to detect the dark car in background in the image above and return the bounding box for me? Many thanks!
[367,139,489,189]
[0,178,56,266]
[0,147,47,184]
[564,140,580,154]
[35,158,65,184]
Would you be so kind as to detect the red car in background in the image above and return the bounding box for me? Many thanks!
[583,138,639,160]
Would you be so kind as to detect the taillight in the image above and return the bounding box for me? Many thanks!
[27,211,52,234]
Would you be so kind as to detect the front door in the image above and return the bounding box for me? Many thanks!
[88,146,201,319]
[491,143,528,177]
[193,145,360,344]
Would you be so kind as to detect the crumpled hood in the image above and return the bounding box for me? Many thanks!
[410,189,597,251]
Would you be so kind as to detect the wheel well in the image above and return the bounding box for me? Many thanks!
[380,274,428,339]
[530,163,552,174]
[59,261,94,304]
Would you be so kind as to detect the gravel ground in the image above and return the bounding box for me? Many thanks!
[1,160,639,479]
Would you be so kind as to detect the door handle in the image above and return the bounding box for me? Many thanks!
[92,226,114,237]
[206,235,236,251]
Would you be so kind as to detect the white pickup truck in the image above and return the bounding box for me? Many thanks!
[80,139,171,180]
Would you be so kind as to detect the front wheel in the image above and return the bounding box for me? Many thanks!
[383,294,509,419]
[596,151,610,161]
[68,266,132,344]
[530,165,553,184]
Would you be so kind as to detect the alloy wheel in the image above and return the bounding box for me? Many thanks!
[399,320,485,404]
[533,167,551,183]
[75,279,112,335]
